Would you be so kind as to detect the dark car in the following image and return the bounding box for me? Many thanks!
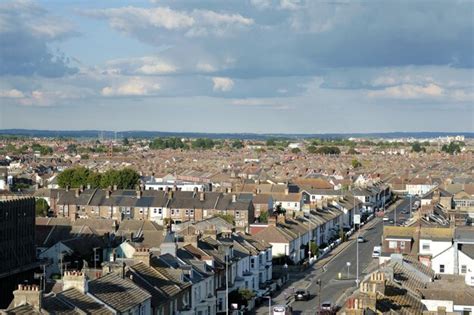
[294,289,310,301]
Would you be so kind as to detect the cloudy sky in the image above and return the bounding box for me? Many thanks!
[0,0,473,133]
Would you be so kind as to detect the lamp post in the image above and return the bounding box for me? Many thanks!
[225,254,229,315]
[316,279,322,314]
[262,295,271,315]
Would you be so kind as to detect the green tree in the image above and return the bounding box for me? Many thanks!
[192,138,215,150]
[347,147,359,155]
[316,146,341,155]
[39,146,53,155]
[309,241,319,257]
[274,204,286,215]
[307,145,318,154]
[123,137,129,146]
[57,167,90,188]
[291,147,301,154]
[351,159,362,168]
[258,211,269,223]
[441,142,462,155]
[67,144,77,155]
[231,140,244,149]
[266,138,277,146]
[36,198,49,217]
[411,142,426,153]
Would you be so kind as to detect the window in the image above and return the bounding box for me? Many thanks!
[190,209,194,215]
[295,203,298,207]
[389,241,397,249]
[251,258,255,269]
[153,209,157,214]
[171,209,175,215]
[422,243,430,251]
[235,211,240,218]
[185,209,189,215]
[158,208,162,214]
[400,241,405,249]
[439,264,445,273]
[139,208,143,214]
[461,265,467,274]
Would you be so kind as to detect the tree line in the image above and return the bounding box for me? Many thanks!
[57,167,140,189]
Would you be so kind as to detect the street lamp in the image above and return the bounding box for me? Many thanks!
[316,279,322,314]
[225,254,229,315]
[262,295,271,315]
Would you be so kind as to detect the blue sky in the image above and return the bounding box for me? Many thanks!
[0,0,473,133]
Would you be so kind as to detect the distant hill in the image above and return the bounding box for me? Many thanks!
[0,129,472,140]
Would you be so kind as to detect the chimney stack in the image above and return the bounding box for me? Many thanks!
[199,192,205,202]
[75,188,80,198]
[12,284,42,310]
[136,189,142,199]
[232,194,237,203]
[284,187,289,195]
[63,271,88,294]
[113,184,118,191]
[106,188,111,199]
[133,248,151,266]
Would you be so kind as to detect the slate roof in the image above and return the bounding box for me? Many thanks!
[88,272,151,313]
[57,288,113,315]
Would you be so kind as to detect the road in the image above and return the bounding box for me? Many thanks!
[385,196,419,226]
[290,219,383,314]
[288,197,414,314]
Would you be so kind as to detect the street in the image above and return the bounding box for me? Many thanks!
[255,197,414,315]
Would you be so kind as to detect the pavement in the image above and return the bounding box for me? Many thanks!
[253,197,406,315]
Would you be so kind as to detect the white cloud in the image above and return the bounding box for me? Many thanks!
[102,77,161,96]
[232,98,291,110]
[0,89,24,98]
[280,0,301,10]
[196,62,217,73]
[212,77,234,92]
[83,6,253,38]
[105,56,177,75]
[367,83,444,99]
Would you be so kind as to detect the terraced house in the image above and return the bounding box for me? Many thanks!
[55,188,254,231]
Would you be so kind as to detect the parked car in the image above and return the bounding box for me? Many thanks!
[320,301,333,311]
[357,236,365,243]
[372,246,381,258]
[294,289,311,301]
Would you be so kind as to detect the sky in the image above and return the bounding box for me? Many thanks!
[0,0,473,133]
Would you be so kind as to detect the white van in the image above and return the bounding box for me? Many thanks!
[372,246,381,258]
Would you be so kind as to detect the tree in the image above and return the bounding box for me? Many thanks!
[231,140,244,149]
[36,198,49,217]
[351,159,362,169]
[411,142,426,153]
[316,146,341,155]
[291,147,301,154]
[258,211,269,223]
[192,138,215,150]
[309,241,318,257]
[266,138,276,146]
[122,137,129,146]
[307,145,318,154]
[347,147,359,155]
[274,204,286,215]
[57,167,90,188]
[229,289,256,308]
[441,142,462,155]
[67,144,77,155]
